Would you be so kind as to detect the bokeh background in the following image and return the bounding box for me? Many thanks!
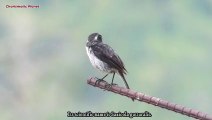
[0,0,212,120]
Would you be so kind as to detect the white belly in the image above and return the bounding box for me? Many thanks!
[86,47,116,73]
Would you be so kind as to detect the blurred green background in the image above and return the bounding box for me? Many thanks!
[0,0,212,120]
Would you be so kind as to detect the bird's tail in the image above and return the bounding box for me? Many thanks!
[118,71,134,101]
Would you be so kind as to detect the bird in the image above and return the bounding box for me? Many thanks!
[86,33,134,101]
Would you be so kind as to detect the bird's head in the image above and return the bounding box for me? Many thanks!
[86,33,102,47]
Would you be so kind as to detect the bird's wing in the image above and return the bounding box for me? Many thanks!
[91,43,127,74]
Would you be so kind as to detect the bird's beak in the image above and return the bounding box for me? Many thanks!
[86,42,92,47]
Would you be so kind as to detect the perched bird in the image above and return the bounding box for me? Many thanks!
[86,33,133,101]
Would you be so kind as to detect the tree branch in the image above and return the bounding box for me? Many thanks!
[87,77,212,120]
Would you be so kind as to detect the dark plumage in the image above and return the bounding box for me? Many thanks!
[86,33,133,101]
[90,43,129,89]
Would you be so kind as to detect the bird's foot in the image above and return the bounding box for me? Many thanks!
[105,83,117,89]
[94,77,107,86]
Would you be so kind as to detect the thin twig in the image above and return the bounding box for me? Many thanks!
[87,77,212,120]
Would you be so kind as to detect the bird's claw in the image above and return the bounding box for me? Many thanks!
[94,77,107,86]
[104,83,117,90]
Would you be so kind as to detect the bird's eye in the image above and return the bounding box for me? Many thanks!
[98,35,102,41]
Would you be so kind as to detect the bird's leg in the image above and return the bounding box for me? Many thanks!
[111,72,117,85]
[105,72,117,89]
[95,74,108,86]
